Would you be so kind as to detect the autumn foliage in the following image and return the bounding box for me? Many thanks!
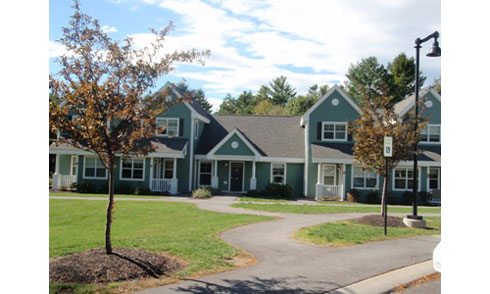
[49,0,209,254]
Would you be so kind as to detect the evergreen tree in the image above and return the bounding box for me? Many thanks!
[175,82,213,113]
[387,53,426,104]
[217,94,238,114]
[269,76,296,106]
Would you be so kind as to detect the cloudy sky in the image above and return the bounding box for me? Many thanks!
[49,0,441,112]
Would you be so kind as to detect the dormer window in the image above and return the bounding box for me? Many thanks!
[156,118,179,137]
[420,124,440,143]
[322,122,347,141]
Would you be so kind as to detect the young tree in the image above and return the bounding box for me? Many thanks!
[352,92,427,216]
[49,1,209,254]
[269,76,296,106]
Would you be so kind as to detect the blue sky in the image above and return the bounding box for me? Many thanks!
[50,0,441,111]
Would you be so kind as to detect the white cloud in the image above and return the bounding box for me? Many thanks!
[102,25,118,33]
[206,97,224,113]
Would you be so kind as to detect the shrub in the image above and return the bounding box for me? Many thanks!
[192,187,213,199]
[98,184,108,194]
[401,191,413,205]
[246,190,260,197]
[211,188,222,196]
[321,196,341,201]
[347,189,359,202]
[134,187,152,196]
[366,190,380,204]
[76,182,96,193]
[418,191,430,206]
[115,183,134,194]
[263,183,293,200]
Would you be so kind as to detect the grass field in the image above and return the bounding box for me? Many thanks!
[50,199,273,293]
[294,216,440,246]
[232,203,441,214]
[49,191,166,198]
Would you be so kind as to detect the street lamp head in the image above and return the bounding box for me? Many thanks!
[426,39,441,57]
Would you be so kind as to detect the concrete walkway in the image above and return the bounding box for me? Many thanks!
[50,196,440,293]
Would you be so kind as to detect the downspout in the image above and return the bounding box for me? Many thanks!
[188,117,195,191]
[304,121,309,196]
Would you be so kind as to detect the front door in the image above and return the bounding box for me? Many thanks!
[230,162,244,192]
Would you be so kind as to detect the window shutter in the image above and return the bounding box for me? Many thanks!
[179,118,184,137]
[317,122,322,140]
[347,122,353,141]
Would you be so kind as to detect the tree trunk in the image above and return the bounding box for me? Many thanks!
[105,168,115,255]
[380,174,389,216]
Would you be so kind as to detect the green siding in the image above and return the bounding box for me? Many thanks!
[218,161,229,191]
[286,163,304,195]
[59,155,72,175]
[244,162,252,191]
[215,134,255,156]
[421,92,441,124]
[255,162,271,191]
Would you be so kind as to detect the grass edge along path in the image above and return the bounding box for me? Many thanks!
[49,199,274,293]
[293,216,441,247]
[232,203,441,214]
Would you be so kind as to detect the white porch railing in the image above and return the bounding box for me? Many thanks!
[151,179,172,192]
[428,189,441,205]
[52,174,77,190]
[315,184,344,201]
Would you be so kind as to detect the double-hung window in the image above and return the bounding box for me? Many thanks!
[70,155,78,177]
[199,162,212,186]
[322,164,336,185]
[427,167,441,190]
[156,118,179,137]
[352,166,378,189]
[420,124,440,143]
[271,163,286,184]
[83,156,107,179]
[120,158,145,180]
[322,122,347,141]
[393,167,421,191]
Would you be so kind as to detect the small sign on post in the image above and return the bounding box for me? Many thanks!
[384,136,393,157]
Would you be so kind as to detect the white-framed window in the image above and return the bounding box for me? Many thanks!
[393,167,421,191]
[70,155,78,177]
[352,166,378,189]
[194,120,199,140]
[83,156,107,179]
[427,167,441,190]
[152,158,173,179]
[199,161,212,186]
[322,122,347,141]
[271,163,286,184]
[156,118,179,137]
[420,124,440,143]
[120,158,145,181]
[322,164,336,185]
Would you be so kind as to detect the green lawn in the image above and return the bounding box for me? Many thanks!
[50,199,273,292]
[49,191,165,198]
[232,203,441,214]
[295,216,440,246]
[239,196,291,203]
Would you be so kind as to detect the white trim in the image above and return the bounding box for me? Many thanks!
[321,121,348,142]
[155,117,180,137]
[420,124,441,144]
[194,120,199,140]
[70,155,78,177]
[398,88,441,118]
[189,118,195,191]
[270,162,287,185]
[146,152,185,159]
[262,157,305,163]
[312,158,354,164]
[426,167,441,191]
[195,154,303,163]
[228,161,245,192]
[119,157,146,181]
[160,82,210,124]
[149,158,154,190]
[304,121,309,196]
[351,165,379,190]
[399,160,441,167]
[392,166,422,191]
[207,128,262,159]
[82,156,108,180]
[198,160,213,187]
[301,85,361,126]
[321,164,337,185]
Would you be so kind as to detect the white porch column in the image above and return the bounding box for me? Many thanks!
[250,161,257,190]
[52,154,60,190]
[315,163,322,200]
[211,160,219,189]
[342,163,347,201]
[170,158,178,194]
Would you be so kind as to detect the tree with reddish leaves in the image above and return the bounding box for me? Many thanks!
[352,91,427,216]
[49,0,210,254]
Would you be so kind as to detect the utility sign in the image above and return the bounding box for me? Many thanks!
[384,136,393,157]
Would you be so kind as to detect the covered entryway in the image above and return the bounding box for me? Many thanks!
[229,162,244,192]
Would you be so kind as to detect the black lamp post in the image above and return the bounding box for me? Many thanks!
[408,31,441,221]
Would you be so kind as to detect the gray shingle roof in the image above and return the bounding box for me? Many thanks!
[311,142,354,159]
[394,88,431,115]
[196,115,305,158]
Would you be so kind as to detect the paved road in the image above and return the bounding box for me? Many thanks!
[111,196,439,294]
[393,277,441,294]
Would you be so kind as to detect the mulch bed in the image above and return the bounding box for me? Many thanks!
[49,247,185,284]
[353,214,406,228]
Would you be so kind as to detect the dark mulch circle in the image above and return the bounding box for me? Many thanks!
[353,214,406,228]
[49,247,185,284]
